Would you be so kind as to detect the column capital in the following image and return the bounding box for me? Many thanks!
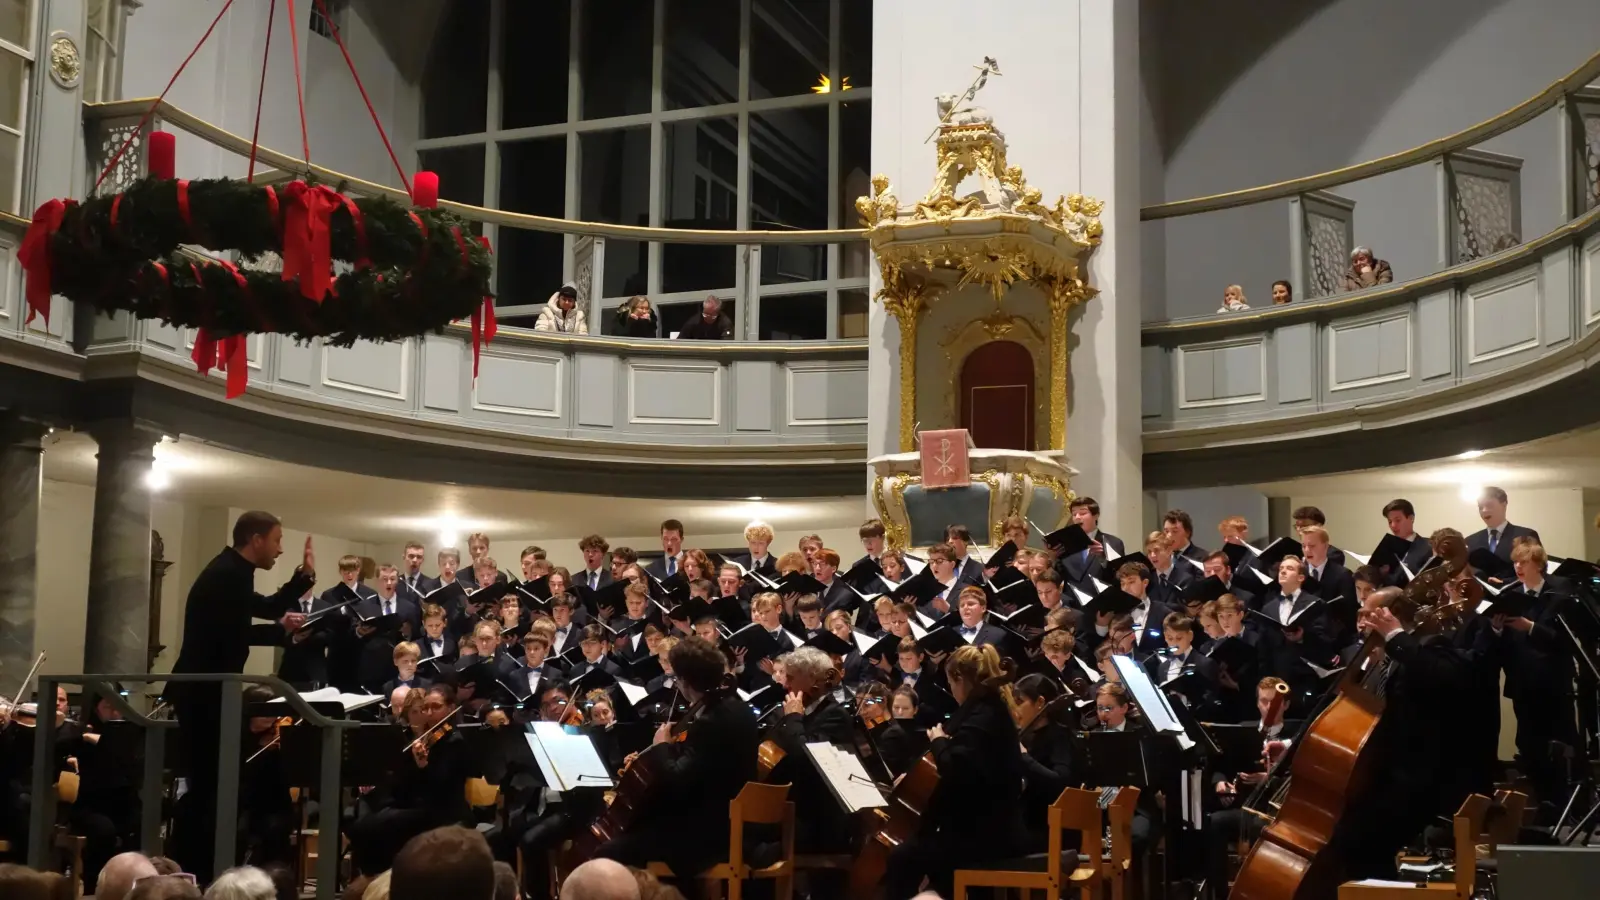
[85,420,166,459]
[0,413,49,449]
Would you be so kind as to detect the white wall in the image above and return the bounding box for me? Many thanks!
[121,0,420,188]
[1147,487,1272,548]
[1279,487,1588,562]
[1151,0,1600,320]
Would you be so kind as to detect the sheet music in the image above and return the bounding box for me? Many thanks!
[1112,655,1185,737]
[615,681,648,706]
[804,743,887,813]
[527,721,614,791]
[852,631,878,655]
[270,687,383,712]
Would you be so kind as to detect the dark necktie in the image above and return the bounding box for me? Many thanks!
[302,599,312,615]
[667,556,677,577]
[1489,529,1501,553]
[383,600,393,616]
[589,570,599,590]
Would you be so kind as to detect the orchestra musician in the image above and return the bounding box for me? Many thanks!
[1202,677,1293,899]
[761,646,856,887]
[883,644,1027,900]
[1010,674,1079,853]
[593,636,758,878]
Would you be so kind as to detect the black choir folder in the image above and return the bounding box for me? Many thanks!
[803,742,888,814]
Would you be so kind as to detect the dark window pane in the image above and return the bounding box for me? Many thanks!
[751,106,828,284]
[503,0,571,128]
[838,288,868,339]
[760,291,827,340]
[423,3,489,138]
[417,147,485,206]
[663,118,737,228]
[663,244,737,294]
[581,0,653,119]
[581,128,651,297]
[840,0,871,88]
[839,99,871,279]
[664,0,739,110]
[749,0,829,100]
[498,139,568,308]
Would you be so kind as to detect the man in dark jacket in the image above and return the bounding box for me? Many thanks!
[169,510,315,880]
[766,647,856,856]
[676,295,734,340]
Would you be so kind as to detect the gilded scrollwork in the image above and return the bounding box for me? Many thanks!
[877,261,943,452]
[855,174,899,228]
[1040,275,1098,451]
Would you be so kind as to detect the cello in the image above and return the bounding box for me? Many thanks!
[1228,536,1478,900]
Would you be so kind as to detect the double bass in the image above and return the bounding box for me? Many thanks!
[1229,537,1477,900]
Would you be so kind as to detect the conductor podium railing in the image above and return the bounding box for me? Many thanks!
[27,673,358,898]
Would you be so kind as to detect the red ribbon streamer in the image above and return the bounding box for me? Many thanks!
[176,180,192,232]
[454,227,497,378]
[191,328,248,398]
[337,193,371,269]
[18,198,71,326]
[280,181,341,302]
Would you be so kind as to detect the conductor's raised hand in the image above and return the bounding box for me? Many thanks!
[301,536,316,581]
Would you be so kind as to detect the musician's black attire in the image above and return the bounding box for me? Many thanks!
[874,718,929,778]
[884,683,1028,900]
[69,722,142,894]
[1332,629,1475,881]
[169,547,313,880]
[594,690,759,877]
[1499,585,1581,808]
[239,737,295,866]
[347,729,472,875]
[494,726,606,900]
[1018,708,1079,853]
[765,693,857,854]
[0,716,84,866]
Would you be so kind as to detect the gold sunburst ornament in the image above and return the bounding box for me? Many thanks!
[812,74,852,94]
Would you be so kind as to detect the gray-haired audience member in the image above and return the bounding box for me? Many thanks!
[203,866,277,900]
[560,858,640,900]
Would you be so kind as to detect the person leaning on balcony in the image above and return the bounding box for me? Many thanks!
[1342,246,1393,292]
[1216,284,1250,313]
[534,282,588,335]
[676,294,734,340]
[614,295,659,338]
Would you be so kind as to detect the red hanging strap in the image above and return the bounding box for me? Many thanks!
[18,198,73,326]
[284,0,311,165]
[311,0,411,193]
[93,0,236,193]
[247,0,278,183]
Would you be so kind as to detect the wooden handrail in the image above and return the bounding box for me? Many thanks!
[1141,47,1600,220]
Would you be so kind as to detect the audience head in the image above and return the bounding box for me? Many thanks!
[391,826,496,900]
[204,867,276,900]
[492,862,519,900]
[1351,246,1375,269]
[1222,284,1247,307]
[98,851,160,900]
[1477,486,1509,528]
[361,872,390,900]
[130,875,202,900]
[560,859,641,900]
[0,866,69,900]
[148,857,182,876]
[1271,280,1293,305]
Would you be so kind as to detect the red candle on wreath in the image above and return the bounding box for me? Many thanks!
[412,170,438,209]
[147,131,176,181]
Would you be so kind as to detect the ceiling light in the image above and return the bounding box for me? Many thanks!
[745,496,765,501]
[1457,449,1485,460]
[145,465,170,491]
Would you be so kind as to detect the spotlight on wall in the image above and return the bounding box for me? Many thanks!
[438,530,459,548]
[1458,482,1483,503]
[1457,449,1486,460]
[145,464,171,492]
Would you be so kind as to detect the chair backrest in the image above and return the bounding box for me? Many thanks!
[1487,789,1528,849]
[464,776,499,807]
[1106,786,1141,869]
[56,770,80,804]
[1452,794,1492,897]
[1048,787,1104,880]
[729,782,792,870]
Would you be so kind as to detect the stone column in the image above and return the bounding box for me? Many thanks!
[0,415,46,682]
[869,0,1144,531]
[83,422,162,675]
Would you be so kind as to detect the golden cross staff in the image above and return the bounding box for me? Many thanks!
[925,56,1002,143]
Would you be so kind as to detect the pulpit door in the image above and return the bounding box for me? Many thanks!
[959,341,1034,450]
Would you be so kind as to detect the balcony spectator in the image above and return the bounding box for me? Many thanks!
[614,296,659,338]
[1342,247,1393,292]
[535,283,588,335]
[676,295,733,340]
[1217,284,1250,313]
[1271,280,1293,305]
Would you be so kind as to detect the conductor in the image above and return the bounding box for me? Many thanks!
[169,510,316,880]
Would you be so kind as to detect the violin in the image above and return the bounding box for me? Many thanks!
[246,716,296,764]
[0,652,47,731]
[405,704,462,764]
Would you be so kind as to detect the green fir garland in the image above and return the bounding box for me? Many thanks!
[44,177,493,347]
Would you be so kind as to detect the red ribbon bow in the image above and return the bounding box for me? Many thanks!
[455,228,497,378]
[18,198,73,326]
[280,181,342,302]
[192,328,249,399]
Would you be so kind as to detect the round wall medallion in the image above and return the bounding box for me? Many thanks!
[49,32,82,89]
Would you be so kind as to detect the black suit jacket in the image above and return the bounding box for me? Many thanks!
[172,547,315,684]
[279,593,338,687]
[350,594,417,691]
[953,556,986,588]
[733,553,778,579]
[575,568,614,593]
[1466,522,1541,561]
[644,553,685,581]
[1176,542,1209,563]
[1060,531,1127,588]
[1499,581,1576,696]
[1305,561,1358,645]
[399,571,434,600]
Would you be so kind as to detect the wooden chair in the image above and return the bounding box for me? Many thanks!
[952,786,1103,900]
[645,782,794,900]
[465,777,501,809]
[1337,794,1491,900]
[1099,786,1141,900]
[1485,789,1527,850]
